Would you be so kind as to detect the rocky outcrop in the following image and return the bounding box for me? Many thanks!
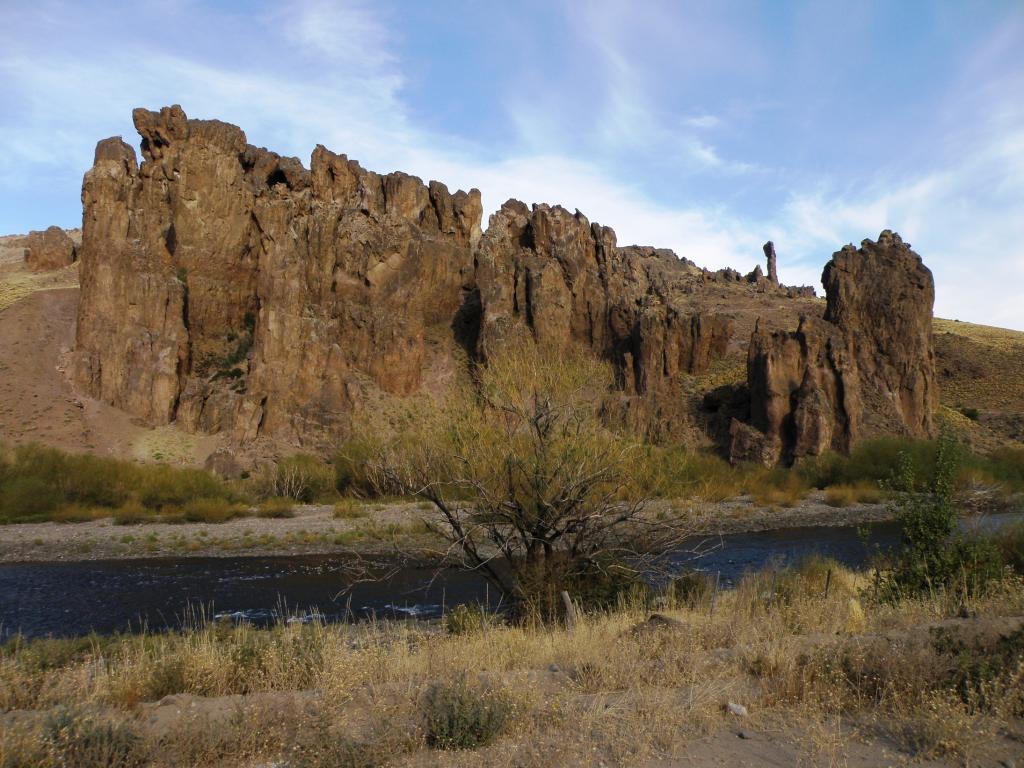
[72,106,936,457]
[73,105,481,444]
[24,226,78,271]
[730,231,937,465]
[763,241,778,284]
[475,201,731,396]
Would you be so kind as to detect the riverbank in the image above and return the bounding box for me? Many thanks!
[0,493,902,564]
[2,561,1023,767]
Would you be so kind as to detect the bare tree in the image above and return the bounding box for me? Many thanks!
[369,340,696,614]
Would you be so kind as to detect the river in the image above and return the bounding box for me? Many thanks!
[1,513,1018,639]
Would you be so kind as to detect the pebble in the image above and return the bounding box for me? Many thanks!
[726,701,748,717]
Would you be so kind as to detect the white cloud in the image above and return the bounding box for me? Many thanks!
[683,114,722,129]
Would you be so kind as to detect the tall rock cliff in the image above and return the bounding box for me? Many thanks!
[72,106,936,457]
[73,105,482,444]
[730,231,937,465]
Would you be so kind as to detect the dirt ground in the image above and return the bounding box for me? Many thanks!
[0,493,895,564]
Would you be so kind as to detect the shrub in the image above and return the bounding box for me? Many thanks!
[51,504,107,523]
[332,437,381,496]
[256,454,335,502]
[824,482,883,508]
[41,709,146,768]
[181,498,247,524]
[640,446,741,501]
[423,678,513,749]
[0,476,64,521]
[824,485,855,507]
[872,432,1005,601]
[667,569,712,608]
[746,467,808,507]
[994,521,1024,575]
[256,497,295,518]
[112,500,148,526]
[959,406,980,421]
[443,604,486,636]
[332,498,367,520]
[136,464,233,509]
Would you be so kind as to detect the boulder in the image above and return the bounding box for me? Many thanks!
[24,226,76,271]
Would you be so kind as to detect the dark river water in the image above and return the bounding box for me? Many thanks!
[1,513,1019,639]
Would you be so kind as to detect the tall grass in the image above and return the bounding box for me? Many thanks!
[0,443,241,523]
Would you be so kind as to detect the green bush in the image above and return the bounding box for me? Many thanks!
[332,437,381,496]
[256,454,336,502]
[993,521,1024,575]
[332,498,367,520]
[871,433,1005,601]
[136,464,233,509]
[667,569,712,607]
[442,604,499,636]
[0,442,241,524]
[0,476,64,521]
[111,500,148,526]
[423,678,513,750]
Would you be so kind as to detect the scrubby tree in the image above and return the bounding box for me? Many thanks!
[370,340,693,615]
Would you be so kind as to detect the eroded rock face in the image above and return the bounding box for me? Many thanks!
[73,106,934,457]
[730,231,937,465]
[475,201,732,397]
[24,226,77,271]
[822,230,937,438]
[73,105,482,444]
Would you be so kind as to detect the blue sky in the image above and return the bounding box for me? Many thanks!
[2,0,1023,329]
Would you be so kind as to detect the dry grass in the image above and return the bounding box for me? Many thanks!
[823,481,883,508]
[933,317,1024,416]
[0,263,79,313]
[1,563,1022,766]
[332,498,369,520]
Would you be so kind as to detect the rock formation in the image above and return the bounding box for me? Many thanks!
[763,241,778,284]
[73,105,481,443]
[24,226,77,271]
[475,201,732,394]
[71,106,937,459]
[730,231,937,465]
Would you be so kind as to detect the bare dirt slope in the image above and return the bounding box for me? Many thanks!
[0,262,221,464]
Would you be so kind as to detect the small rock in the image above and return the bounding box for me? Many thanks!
[726,702,748,717]
[737,730,750,739]
[548,663,560,673]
